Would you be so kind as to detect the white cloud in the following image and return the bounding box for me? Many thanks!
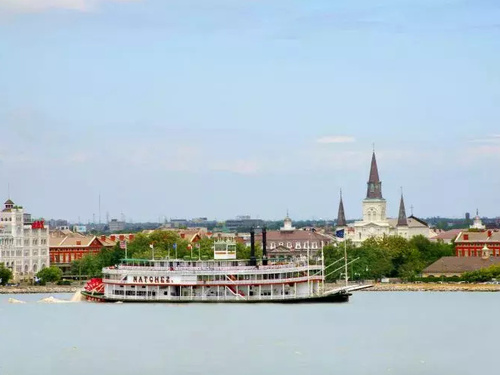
[209,160,259,175]
[0,0,138,13]
[467,145,500,157]
[316,135,356,144]
[468,134,500,144]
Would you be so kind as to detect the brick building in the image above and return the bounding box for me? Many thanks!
[454,230,500,257]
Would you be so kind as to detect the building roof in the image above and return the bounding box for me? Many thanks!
[257,230,331,242]
[366,151,383,199]
[337,191,346,227]
[430,229,463,241]
[387,216,428,229]
[397,194,408,226]
[422,256,500,274]
[49,234,100,248]
[455,230,500,243]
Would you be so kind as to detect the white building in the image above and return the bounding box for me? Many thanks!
[470,210,486,230]
[0,199,50,280]
[337,152,431,245]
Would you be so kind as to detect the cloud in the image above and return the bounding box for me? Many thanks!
[316,136,356,144]
[467,145,500,157]
[0,0,138,13]
[209,160,259,175]
[468,134,500,144]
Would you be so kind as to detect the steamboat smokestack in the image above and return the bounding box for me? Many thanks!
[262,227,268,266]
[250,227,257,266]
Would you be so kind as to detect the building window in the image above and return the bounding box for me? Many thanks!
[286,242,292,248]
[295,242,301,249]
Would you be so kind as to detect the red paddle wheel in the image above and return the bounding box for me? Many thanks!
[82,278,106,302]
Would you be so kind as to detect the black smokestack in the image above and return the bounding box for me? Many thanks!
[250,227,256,266]
[262,227,268,266]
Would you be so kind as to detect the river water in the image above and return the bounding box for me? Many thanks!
[0,292,497,375]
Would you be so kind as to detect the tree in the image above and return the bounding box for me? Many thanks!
[0,263,13,285]
[196,237,215,259]
[37,266,63,283]
[236,241,262,260]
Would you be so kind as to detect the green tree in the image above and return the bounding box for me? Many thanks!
[236,241,262,260]
[323,243,347,282]
[196,237,215,259]
[37,266,63,283]
[462,264,500,282]
[0,263,13,285]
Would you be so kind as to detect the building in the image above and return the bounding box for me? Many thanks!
[0,199,50,280]
[430,229,463,244]
[49,230,106,272]
[422,254,500,277]
[469,210,486,230]
[225,216,265,231]
[99,234,136,248]
[256,215,332,258]
[73,225,87,234]
[108,219,126,232]
[454,230,500,257]
[337,151,431,244]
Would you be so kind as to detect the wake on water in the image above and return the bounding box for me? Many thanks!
[7,289,85,304]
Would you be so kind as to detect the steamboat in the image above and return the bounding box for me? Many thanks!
[82,229,370,303]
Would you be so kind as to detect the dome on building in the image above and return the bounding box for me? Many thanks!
[280,212,295,232]
[470,209,486,230]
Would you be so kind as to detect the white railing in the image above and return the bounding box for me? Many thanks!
[105,265,321,276]
[112,263,315,272]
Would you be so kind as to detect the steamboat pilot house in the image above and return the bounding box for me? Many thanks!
[100,228,325,302]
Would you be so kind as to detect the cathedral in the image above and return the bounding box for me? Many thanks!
[336,151,431,244]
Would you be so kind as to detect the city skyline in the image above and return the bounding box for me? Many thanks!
[1,0,499,221]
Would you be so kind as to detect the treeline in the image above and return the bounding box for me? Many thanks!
[461,264,500,282]
[324,235,454,282]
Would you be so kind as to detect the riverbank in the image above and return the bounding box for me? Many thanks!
[363,283,500,292]
[0,286,78,294]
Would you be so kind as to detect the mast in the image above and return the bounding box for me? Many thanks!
[344,240,348,287]
[307,243,310,296]
[321,244,325,294]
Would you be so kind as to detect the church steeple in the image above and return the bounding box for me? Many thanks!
[337,189,346,227]
[397,190,408,227]
[366,151,383,199]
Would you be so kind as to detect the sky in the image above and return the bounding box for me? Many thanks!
[0,0,499,223]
